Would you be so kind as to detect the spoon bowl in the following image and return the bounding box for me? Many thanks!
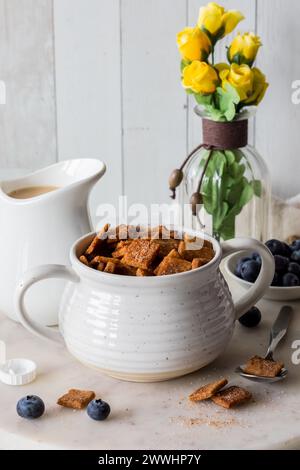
[235,305,292,383]
[235,365,288,383]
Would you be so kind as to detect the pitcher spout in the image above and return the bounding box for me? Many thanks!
[0,159,106,201]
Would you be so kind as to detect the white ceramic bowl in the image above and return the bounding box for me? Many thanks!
[224,251,300,301]
[15,231,274,382]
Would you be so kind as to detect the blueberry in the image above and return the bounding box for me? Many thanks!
[271,272,281,286]
[234,257,251,278]
[87,399,110,421]
[251,252,262,265]
[16,395,45,419]
[288,262,300,278]
[281,242,292,258]
[265,239,284,256]
[291,250,300,264]
[290,240,300,252]
[274,255,289,273]
[240,260,261,283]
[239,306,262,327]
[282,273,300,287]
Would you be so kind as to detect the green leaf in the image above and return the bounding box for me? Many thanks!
[215,83,240,121]
[232,149,243,163]
[194,93,213,106]
[202,178,214,214]
[205,105,226,121]
[218,215,235,240]
[200,147,260,241]
[226,180,244,206]
[213,202,229,230]
[228,162,245,179]
[224,150,235,165]
[239,183,254,208]
[212,151,227,176]
[252,179,262,197]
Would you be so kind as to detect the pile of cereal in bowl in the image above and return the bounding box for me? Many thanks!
[79,225,215,276]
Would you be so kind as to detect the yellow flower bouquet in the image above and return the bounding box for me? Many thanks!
[170,2,271,242]
[177,2,268,121]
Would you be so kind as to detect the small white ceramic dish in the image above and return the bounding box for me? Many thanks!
[224,251,300,301]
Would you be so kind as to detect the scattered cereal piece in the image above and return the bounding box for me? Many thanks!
[243,355,284,378]
[189,378,228,402]
[57,389,95,410]
[211,386,252,409]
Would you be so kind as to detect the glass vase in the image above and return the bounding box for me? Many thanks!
[177,108,271,242]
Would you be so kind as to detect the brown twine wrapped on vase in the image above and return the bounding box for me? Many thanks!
[169,119,248,215]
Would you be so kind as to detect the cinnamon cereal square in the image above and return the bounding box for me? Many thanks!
[189,378,228,402]
[79,255,89,266]
[85,224,110,256]
[191,258,209,269]
[136,268,153,276]
[121,239,160,270]
[166,249,181,259]
[154,256,191,276]
[111,240,132,258]
[104,261,116,274]
[243,355,284,378]
[211,386,252,409]
[178,241,214,262]
[57,389,95,409]
[151,239,180,258]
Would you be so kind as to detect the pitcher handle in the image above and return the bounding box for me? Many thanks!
[221,238,274,320]
[14,265,79,345]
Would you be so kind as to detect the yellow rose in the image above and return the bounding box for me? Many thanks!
[228,33,261,66]
[243,67,268,105]
[216,63,253,101]
[198,2,244,42]
[182,61,219,94]
[177,27,211,62]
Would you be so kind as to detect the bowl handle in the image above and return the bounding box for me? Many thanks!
[14,264,79,344]
[221,238,275,320]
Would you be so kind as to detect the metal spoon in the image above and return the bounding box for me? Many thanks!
[235,305,292,383]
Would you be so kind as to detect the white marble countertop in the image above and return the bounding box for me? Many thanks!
[0,276,300,450]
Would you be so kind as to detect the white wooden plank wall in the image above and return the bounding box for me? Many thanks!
[256,0,300,199]
[0,0,56,169]
[53,0,122,215]
[0,0,299,216]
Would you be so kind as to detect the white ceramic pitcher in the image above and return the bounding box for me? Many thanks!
[0,159,106,325]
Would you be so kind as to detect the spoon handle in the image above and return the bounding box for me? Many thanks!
[265,306,293,360]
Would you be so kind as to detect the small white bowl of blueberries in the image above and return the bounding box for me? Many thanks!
[224,238,300,301]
